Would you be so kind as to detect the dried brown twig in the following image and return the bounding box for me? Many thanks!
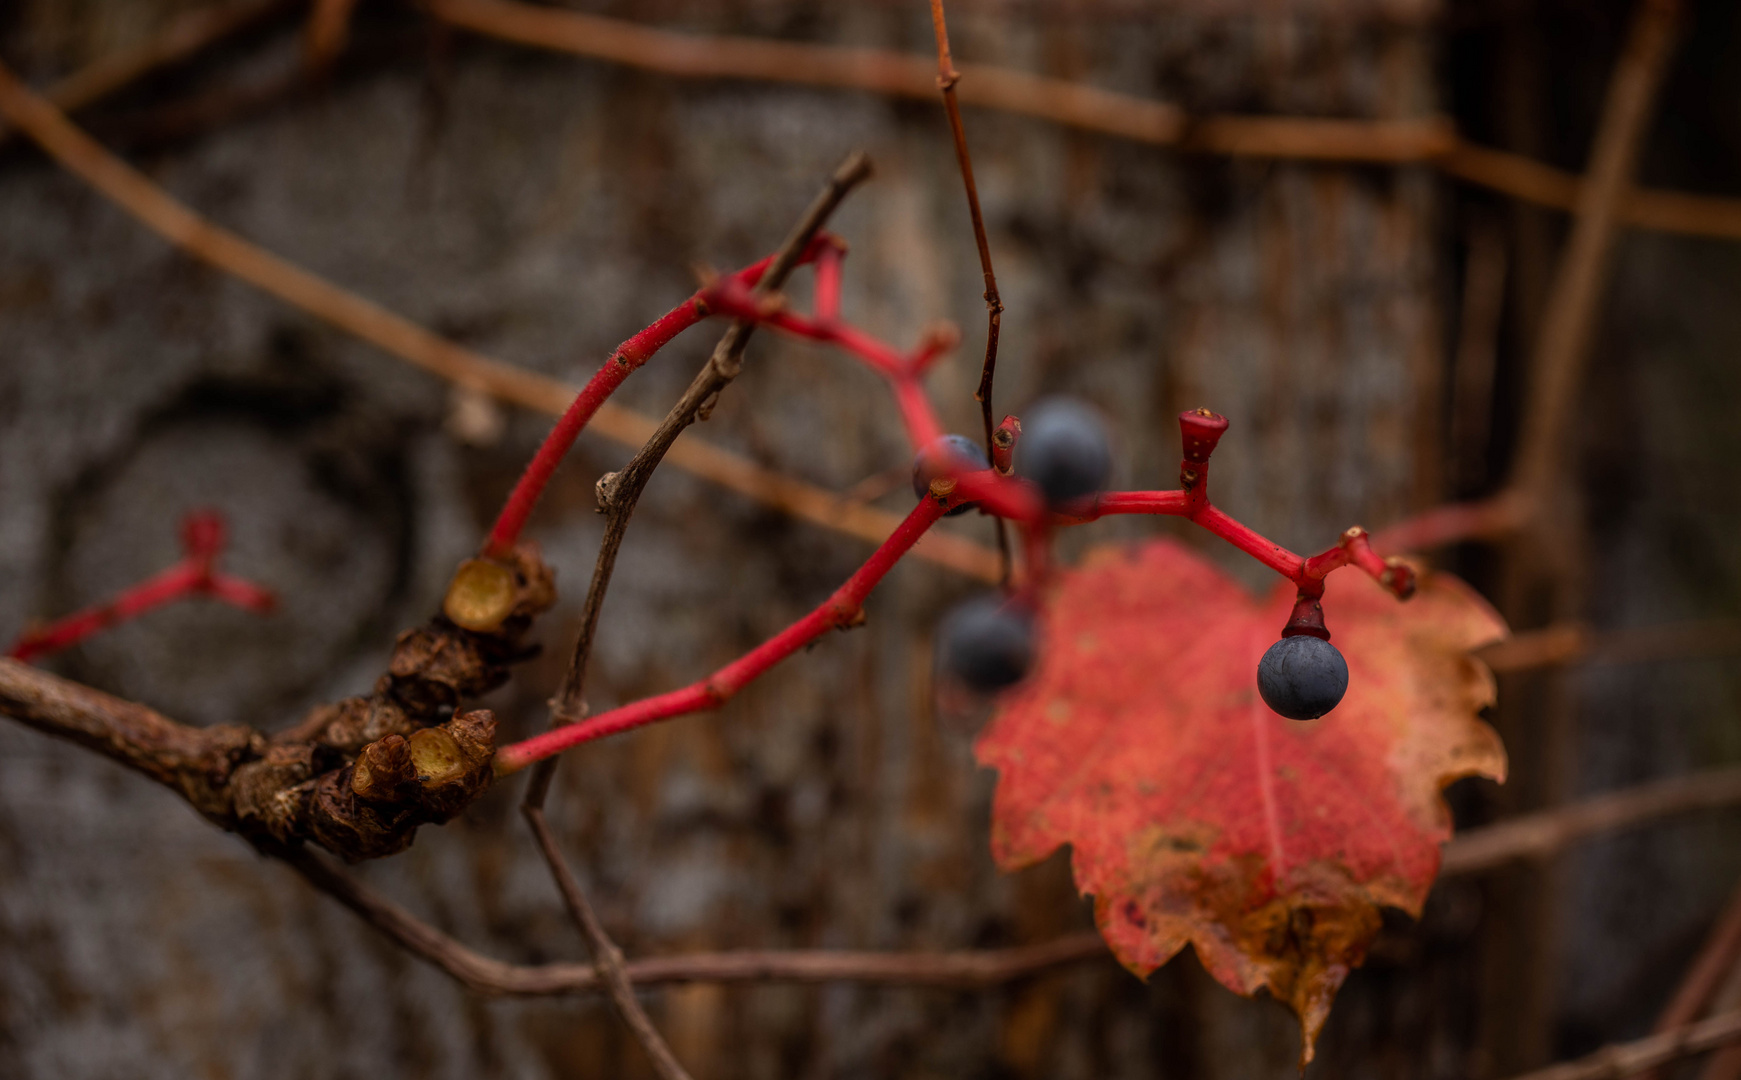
[423,0,1741,243]
[510,156,871,1071]
[1437,765,1741,878]
[1501,1008,1741,1080]
[32,0,1741,249]
[1476,620,1741,673]
[524,806,692,1080]
[524,152,872,808]
[280,842,1110,994]
[927,0,1010,580]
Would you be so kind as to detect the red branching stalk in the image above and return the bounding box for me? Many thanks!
[486,239,1419,772]
[494,496,948,773]
[480,246,825,560]
[7,510,275,664]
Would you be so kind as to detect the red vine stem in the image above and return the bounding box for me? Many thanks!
[696,272,1412,599]
[480,248,819,560]
[690,287,1411,599]
[7,511,275,664]
[494,495,948,773]
[486,243,1421,770]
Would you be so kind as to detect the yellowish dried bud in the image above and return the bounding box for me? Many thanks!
[408,727,466,787]
[442,558,517,632]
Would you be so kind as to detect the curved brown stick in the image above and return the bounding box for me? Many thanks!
[424,0,1741,243]
[1438,766,1741,878]
[1477,620,1741,674]
[288,763,1741,996]
[1437,141,1741,242]
[524,807,691,1080]
[281,844,1109,994]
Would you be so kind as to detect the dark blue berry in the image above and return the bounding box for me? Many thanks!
[913,434,991,516]
[1256,635,1349,721]
[1016,397,1112,507]
[936,595,1035,692]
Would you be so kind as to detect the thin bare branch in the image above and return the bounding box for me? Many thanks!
[278,844,1107,994]
[1501,1008,1741,1080]
[928,0,1011,583]
[1509,0,1684,502]
[524,806,691,1080]
[1438,142,1741,242]
[0,63,1000,585]
[524,151,874,808]
[1438,765,1741,878]
[1477,620,1741,674]
[284,762,1741,995]
[424,0,1741,243]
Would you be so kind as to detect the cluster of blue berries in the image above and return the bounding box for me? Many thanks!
[925,398,1110,693]
[921,397,1350,722]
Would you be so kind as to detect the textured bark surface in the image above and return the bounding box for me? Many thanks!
[0,2,1735,1078]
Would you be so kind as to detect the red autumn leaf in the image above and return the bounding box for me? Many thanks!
[975,538,1507,1062]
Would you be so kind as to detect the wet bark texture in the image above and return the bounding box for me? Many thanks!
[0,1,1737,1078]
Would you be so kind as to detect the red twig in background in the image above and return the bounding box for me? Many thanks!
[7,510,275,664]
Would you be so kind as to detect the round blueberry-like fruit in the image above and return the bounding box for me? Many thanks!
[936,595,1035,692]
[912,433,992,516]
[1256,635,1349,720]
[1016,397,1112,507]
